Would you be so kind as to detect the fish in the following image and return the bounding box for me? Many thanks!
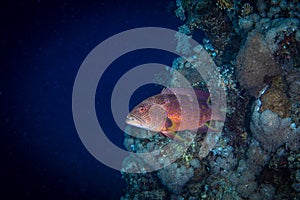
[126,88,224,139]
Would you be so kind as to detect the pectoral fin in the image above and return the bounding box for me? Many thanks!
[162,117,177,132]
[204,121,223,132]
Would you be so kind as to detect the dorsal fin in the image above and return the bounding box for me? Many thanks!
[161,88,210,102]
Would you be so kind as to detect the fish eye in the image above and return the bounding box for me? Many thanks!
[139,107,145,112]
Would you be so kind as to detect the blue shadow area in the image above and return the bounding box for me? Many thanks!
[1,0,181,199]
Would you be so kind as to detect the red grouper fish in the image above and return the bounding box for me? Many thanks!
[126,88,224,140]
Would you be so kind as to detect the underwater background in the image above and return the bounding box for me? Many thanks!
[1,0,180,199]
[2,0,300,200]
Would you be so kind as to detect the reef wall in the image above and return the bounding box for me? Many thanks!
[121,0,300,199]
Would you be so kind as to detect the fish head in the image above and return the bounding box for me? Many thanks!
[126,99,167,132]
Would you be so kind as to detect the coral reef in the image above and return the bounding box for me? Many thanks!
[121,0,300,199]
[157,163,194,194]
[175,0,239,64]
[251,107,300,153]
[216,0,233,10]
[260,76,291,118]
[285,68,300,126]
[241,3,253,18]
[236,31,281,97]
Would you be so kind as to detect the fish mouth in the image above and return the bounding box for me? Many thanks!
[126,115,145,128]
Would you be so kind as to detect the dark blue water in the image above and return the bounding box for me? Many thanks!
[1,0,181,199]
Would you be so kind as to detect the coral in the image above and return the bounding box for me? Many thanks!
[256,0,267,17]
[274,31,300,72]
[202,138,268,199]
[228,139,270,198]
[241,3,253,18]
[291,169,300,192]
[219,65,249,147]
[203,38,219,58]
[288,151,300,166]
[173,0,238,63]
[268,147,290,170]
[122,126,193,173]
[286,69,300,125]
[249,184,276,200]
[237,181,258,198]
[189,158,200,168]
[246,139,270,174]
[238,17,254,30]
[197,9,235,62]
[157,163,194,194]
[215,0,233,10]
[120,171,164,199]
[255,18,272,31]
[236,31,281,96]
[136,190,167,200]
[175,0,186,21]
[198,131,222,159]
[260,84,291,118]
[187,183,202,195]
[122,1,300,199]
[264,18,299,54]
[251,107,300,153]
[182,152,193,165]
[257,0,300,19]
[267,6,281,19]
[249,13,261,24]
[175,25,192,55]
[236,13,300,61]
[292,182,300,192]
[122,189,167,200]
[229,164,258,198]
[270,0,280,6]
[259,184,276,200]
[209,141,238,177]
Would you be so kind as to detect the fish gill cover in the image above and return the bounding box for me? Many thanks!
[120,0,300,199]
